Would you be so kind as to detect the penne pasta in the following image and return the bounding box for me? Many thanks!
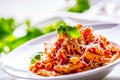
[29,24,120,77]
[85,51,110,63]
[54,61,86,73]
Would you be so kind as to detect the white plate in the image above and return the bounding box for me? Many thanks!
[2,17,120,80]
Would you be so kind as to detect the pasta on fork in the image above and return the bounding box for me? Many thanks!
[29,24,120,77]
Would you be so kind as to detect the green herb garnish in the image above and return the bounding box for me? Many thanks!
[30,52,43,64]
[57,24,81,38]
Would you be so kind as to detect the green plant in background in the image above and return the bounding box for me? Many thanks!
[43,21,65,34]
[0,18,16,53]
[0,18,65,54]
[68,0,90,13]
[7,20,44,51]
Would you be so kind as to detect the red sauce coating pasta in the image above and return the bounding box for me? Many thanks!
[29,24,120,77]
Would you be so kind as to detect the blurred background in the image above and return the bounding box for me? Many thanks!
[0,0,120,80]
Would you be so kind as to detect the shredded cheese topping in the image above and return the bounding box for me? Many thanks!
[29,24,120,77]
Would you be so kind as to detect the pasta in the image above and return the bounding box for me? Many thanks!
[29,24,120,77]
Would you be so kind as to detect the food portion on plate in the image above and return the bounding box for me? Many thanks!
[29,24,120,77]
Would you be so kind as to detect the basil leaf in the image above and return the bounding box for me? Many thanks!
[57,24,66,34]
[30,52,43,64]
[31,58,37,64]
[66,26,81,38]
[35,52,43,60]
[57,25,81,38]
